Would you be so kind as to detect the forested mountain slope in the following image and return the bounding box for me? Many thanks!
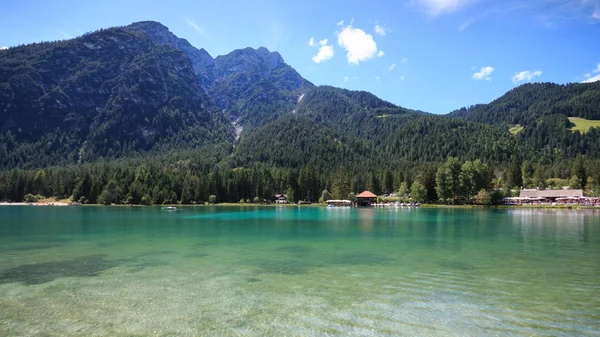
[448,82,600,126]
[3,21,600,204]
[446,82,600,161]
[2,20,600,178]
[230,86,517,171]
[0,24,233,169]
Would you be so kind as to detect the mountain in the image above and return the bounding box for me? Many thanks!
[3,21,600,204]
[226,86,518,174]
[125,21,215,76]
[448,82,600,126]
[199,47,313,128]
[2,20,600,175]
[127,21,313,129]
[225,114,379,172]
[447,82,600,161]
[0,24,233,169]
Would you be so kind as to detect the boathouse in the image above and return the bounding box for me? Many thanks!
[519,189,583,202]
[274,194,288,204]
[356,191,377,206]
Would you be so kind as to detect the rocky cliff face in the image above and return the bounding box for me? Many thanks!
[199,47,313,128]
[127,21,313,128]
[125,21,215,75]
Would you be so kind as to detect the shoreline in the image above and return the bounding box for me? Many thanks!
[0,202,70,206]
[1,202,599,210]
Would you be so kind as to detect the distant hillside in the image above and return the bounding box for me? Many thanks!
[228,86,518,171]
[225,114,379,172]
[295,86,422,137]
[447,82,600,161]
[448,82,600,126]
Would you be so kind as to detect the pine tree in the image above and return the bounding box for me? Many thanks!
[397,182,409,199]
[331,170,350,200]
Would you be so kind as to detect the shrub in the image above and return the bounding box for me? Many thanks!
[23,194,44,203]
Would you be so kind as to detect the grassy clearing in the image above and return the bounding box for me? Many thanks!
[568,117,600,134]
[509,124,523,135]
[38,197,72,204]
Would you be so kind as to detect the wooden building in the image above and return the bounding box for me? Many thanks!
[356,191,377,206]
[274,194,288,204]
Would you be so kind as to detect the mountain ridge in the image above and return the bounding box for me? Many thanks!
[125,21,313,128]
[0,23,233,169]
[2,20,600,173]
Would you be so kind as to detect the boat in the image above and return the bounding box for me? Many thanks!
[326,200,352,207]
[161,206,177,211]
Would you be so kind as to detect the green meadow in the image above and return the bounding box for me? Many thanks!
[568,117,600,134]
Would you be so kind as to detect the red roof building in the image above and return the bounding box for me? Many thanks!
[356,191,377,198]
[356,190,377,206]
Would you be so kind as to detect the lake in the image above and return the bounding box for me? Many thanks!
[0,206,599,336]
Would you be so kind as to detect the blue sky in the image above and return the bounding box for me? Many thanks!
[1,0,599,113]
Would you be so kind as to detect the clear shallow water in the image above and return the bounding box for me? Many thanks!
[0,206,599,336]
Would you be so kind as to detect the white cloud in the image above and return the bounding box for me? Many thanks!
[377,50,385,57]
[375,76,381,81]
[337,20,345,26]
[389,63,397,71]
[593,11,600,20]
[185,19,210,40]
[512,70,542,84]
[472,66,494,81]
[374,24,386,36]
[414,0,474,16]
[401,57,409,63]
[582,63,600,83]
[337,25,380,65]
[583,74,600,83]
[0,46,7,50]
[309,36,334,63]
[344,76,349,82]
[400,75,405,81]
[312,44,334,63]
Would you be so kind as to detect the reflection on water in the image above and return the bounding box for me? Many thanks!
[509,208,599,245]
[0,206,599,336]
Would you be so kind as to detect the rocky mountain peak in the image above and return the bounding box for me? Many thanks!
[214,47,284,74]
[125,21,214,75]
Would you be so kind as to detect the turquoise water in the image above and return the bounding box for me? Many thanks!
[0,206,599,336]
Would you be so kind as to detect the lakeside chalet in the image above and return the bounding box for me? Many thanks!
[274,194,288,204]
[356,191,377,206]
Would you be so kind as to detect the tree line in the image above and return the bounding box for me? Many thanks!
[2,154,599,205]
